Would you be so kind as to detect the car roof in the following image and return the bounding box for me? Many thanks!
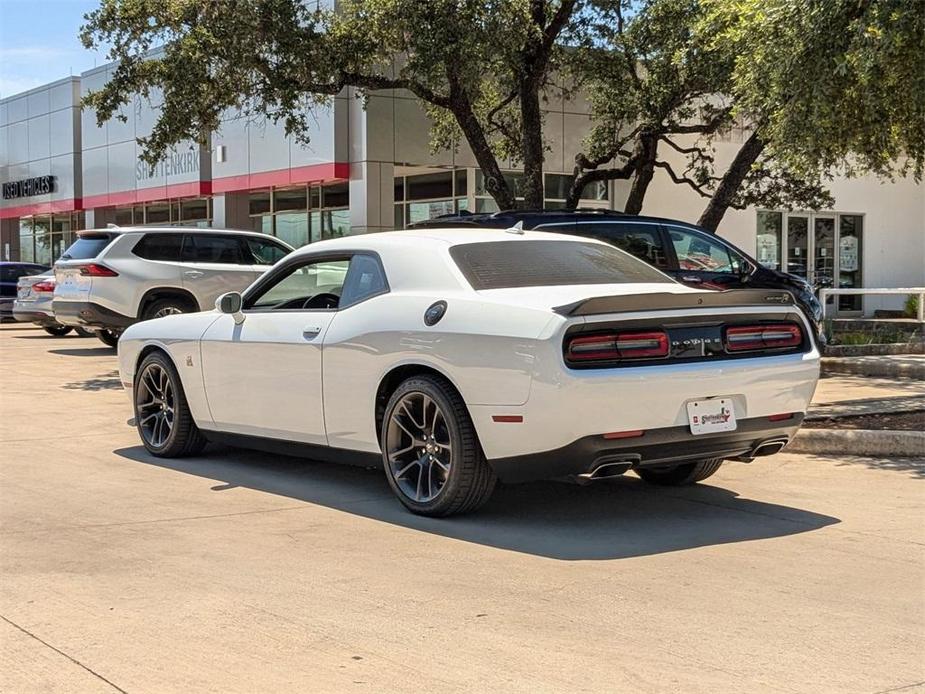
[408,209,704,231]
[76,226,295,249]
[285,227,609,258]
[78,226,277,239]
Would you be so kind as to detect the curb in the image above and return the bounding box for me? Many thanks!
[788,429,925,458]
[820,358,925,379]
[823,343,924,357]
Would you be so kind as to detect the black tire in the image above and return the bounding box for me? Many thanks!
[97,329,121,348]
[636,459,724,486]
[43,324,72,336]
[381,375,496,517]
[75,327,94,338]
[134,350,207,457]
[143,296,195,321]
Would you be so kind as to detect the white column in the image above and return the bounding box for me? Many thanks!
[349,161,395,234]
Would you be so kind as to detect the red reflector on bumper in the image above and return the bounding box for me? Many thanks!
[768,413,795,422]
[492,415,523,423]
[603,429,644,440]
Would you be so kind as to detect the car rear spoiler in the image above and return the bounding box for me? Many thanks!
[553,289,797,317]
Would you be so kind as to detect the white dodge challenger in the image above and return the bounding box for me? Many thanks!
[118,228,820,516]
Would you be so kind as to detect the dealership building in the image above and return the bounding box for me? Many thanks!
[1,64,923,316]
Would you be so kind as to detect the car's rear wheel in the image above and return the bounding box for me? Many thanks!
[96,329,121,348]
[134,351,207,457]
[75,327,94,337]
[381,375,496,517]
[43,324,72,336]
[143,297,195,321]
[636,459,724,486]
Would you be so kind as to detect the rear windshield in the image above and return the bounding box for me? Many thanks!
[450,240,673,290]
[61,234,115,261]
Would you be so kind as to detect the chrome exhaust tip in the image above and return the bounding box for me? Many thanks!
[752,439,788,457]
[577,461,633,483]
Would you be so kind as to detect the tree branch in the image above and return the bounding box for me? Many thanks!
[659,136,714,161]
[654,160,714,198]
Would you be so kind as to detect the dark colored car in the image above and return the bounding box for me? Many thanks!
[410,210,825,345]
[0,262,49,321]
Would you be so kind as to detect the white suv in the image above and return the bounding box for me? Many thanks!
[53,227,294,346]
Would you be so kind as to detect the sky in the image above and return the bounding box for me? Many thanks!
[0,0,107,97]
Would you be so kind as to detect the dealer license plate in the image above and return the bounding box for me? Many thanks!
[686,398,737,435]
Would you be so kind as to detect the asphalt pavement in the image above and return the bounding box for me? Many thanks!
[1,325,923,694]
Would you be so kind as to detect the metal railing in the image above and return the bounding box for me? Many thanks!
[819,288,925,322]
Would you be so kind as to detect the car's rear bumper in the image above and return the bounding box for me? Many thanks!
[13,306,57,326]
[488,415,804,483]
[52,300,134,330]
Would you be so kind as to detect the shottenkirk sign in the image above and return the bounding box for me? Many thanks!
[136,151,200,183]
[2,175,56,200]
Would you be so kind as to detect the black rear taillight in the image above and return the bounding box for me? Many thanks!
[567,330,669,363]
[724,324,802,352]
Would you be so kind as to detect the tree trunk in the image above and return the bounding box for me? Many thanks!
[448,90,516,211]
[623,133,658,215]
[698,131,765,232]
[519,76,545,210]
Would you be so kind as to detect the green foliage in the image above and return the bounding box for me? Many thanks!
[702,0,925,183]
[905,294,921,319]
[80,0,922,219]
[81,0,581,209]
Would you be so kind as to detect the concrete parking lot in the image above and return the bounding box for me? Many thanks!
[1,324,923,694]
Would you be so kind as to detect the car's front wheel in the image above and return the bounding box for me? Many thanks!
[96,329,121,348]
[42,324,72,336]
[381,375,496,517]
[134,351,207,457]
[636,459,724,486]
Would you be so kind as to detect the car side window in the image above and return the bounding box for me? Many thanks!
[579,223,670,269]
[244,237,289,265]
[246,258,351,311]
[339,254,388,307]
[181,234,244,264]
[667,226,741,273]
[133,234,183,261]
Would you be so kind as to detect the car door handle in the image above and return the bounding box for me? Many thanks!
[302,326,323,338]
[184,270,204,279]
[681,275,703,283]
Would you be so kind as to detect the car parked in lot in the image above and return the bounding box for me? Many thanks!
[53,227,294,347]
[410,210,825,344]
[118,228,820,517]
[1,261,48,321]
[13,272,92,336]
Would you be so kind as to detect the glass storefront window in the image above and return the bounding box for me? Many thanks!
[252,215,273,235]
[311,209,351,239]
[146,203,170,224]
[276,212,309,248]
[756,211,783,270]
[114,207,134,226]
[274,187,307,212]
[33,218,52,266]
[322,183,349,208]
[249,191,271,216]
[181,198,209,222]
[838,215,863,311]
[407,200,456,225]
[19,219,35,262]
[407,172,453,201]
[454,169,467,196]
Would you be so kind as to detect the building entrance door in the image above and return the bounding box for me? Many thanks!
[782,213,863,316]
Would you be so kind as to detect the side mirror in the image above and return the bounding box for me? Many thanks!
[216,291,245,324]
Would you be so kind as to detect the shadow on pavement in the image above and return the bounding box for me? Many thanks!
[115,445,840,561]
[62,369,122,391]
[824,455,924,479]
[48,347,116,357]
